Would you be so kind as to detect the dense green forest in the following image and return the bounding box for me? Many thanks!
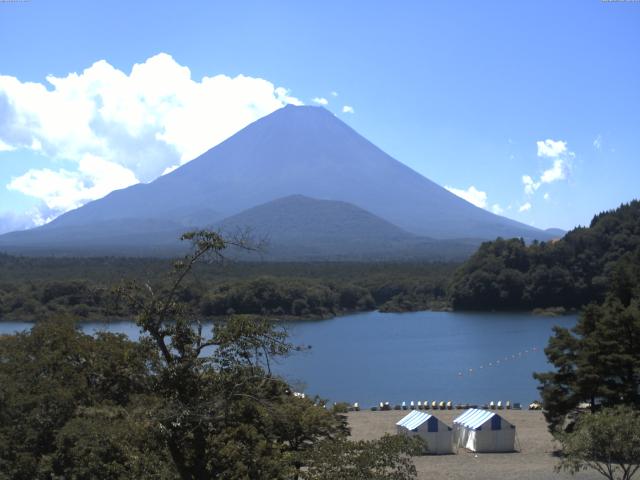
[2,200,639,322]
[449,200,640,310]
[0,256,455,322]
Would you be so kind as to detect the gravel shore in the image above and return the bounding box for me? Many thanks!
[347,410,601,480]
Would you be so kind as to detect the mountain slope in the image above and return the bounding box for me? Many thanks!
[214,195,477,260]
[0,105,553,256]
[0,218,187,256]
[544,227,567,238]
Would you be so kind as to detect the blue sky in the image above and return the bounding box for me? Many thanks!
[0,0,638,233]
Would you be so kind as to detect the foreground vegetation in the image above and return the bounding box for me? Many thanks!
[532,204,640,479]
[534,276,640,478]
[0,232,423,479]
[555,406,640,480]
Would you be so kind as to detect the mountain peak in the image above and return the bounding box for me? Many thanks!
[281,103,327,112]
[0,102,555,256]
[263,103,336,125]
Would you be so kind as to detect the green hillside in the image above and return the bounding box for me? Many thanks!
[449,200,640,310]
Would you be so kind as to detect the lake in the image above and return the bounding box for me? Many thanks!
[0,310,576,407]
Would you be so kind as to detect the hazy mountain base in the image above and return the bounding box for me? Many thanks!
[214,195,482,261]
[0,195,481,261]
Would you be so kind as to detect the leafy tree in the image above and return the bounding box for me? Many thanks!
[118,231,357,479]
[301,434,423,480]
[39,404,174,480]
[534,294,640,431]
[0,318,156,479]
[556,406,640,480]
[270,396,349,474]
[119,232,284,479]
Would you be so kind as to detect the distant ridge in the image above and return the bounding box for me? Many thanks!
[544,227,566,238]
[0,105,554,258]
[216,194,413,241]
[214,195,478,260]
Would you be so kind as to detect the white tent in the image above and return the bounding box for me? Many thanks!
[396,410,454,454]
[453,408,516,452]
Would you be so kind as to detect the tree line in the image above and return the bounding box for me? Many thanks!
[2,201,640,323]
[0,258,455,322]
[449,200,640,311]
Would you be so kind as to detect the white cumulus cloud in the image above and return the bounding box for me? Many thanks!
[0,53,303,223]
[331,91,338,97]
[536,139,567,158]
[522,139,573,196]
[540,158,568,183]
[342,105,354,114]
[519,202,532,212]
[445,185,488,209]
[0,139,15,152]
[491,204,504,214]
[312,97,328,105]
[522,175,541,195]
[8,154,138,213]
[446,185,510,217]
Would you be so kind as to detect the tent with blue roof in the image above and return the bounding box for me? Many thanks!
[453,408,516,452]
[396,410,453,454]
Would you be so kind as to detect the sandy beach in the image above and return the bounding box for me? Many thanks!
[347,410,601,480]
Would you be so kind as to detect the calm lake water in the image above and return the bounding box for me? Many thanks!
[0,310,576,407]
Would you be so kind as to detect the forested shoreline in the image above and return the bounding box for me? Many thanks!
[0,257,455,322]
[1,201,639,322]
